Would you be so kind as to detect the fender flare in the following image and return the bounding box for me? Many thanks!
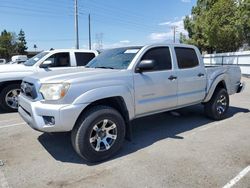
[203,73,229,103]
[72,85,135,120]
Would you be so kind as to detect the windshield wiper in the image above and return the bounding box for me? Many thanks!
[95,66,114,69]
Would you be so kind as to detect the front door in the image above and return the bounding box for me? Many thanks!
[134,47,178,116]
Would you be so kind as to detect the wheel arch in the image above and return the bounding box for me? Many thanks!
[204,77,228,103]
[0,80,22,111]
[0,80,22,92]
[73,96,132,140]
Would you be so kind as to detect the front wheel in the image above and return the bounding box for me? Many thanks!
[0,84,21,112]
[71,106,126,162]
[204,88,229,120]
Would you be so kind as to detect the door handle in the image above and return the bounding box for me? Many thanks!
[168,75,177,81]
[198,73,204,77]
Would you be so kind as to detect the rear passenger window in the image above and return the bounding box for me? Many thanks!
[75,52,96,66]
[175,47,199,69]
[141,47,172,71]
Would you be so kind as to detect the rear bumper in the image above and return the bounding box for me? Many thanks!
[18,94,88,132]
[237,82,245,93]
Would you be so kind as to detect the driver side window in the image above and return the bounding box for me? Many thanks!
[141,47,172,71]
[42,53,70,68]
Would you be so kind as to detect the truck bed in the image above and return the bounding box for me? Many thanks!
[205,65,241,95]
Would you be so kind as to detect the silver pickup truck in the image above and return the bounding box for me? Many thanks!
[18,44,244,162]
[0,49,98,112]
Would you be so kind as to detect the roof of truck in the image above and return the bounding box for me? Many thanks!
[103,43,197,50]
[146,43,197,48]
[43,48,99,54]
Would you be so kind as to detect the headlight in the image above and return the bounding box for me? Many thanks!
[39,83,70,100]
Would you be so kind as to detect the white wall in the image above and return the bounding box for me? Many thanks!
[203,51,250,75]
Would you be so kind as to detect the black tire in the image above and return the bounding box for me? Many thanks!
[204,88,229,120]
[0,84,21,112]
[71,106,126,163]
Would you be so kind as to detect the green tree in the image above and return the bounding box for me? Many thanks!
[238,0,250,46]
[0,30,17,60]
[179,32,187,43]
[17,29,27,54]
[205,0,244,52]
[183,0,247,53]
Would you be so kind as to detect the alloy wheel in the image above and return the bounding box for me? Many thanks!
[89,119,117,152]
[5,89,21,109]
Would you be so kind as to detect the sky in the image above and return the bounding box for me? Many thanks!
[0,0,196,51]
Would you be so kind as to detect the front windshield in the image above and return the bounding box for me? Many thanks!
[24,52,49,66]
[86,47,142,69]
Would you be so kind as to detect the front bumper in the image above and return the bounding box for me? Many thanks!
[18,94,88,132]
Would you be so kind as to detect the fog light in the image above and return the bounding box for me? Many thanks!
[43,116,55,126]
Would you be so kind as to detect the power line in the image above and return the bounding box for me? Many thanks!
[78,3,159,29]
[79,0,157,22]
[79,11,157,31]
[78,12,160,34]
[77,1,162,32]
[0,0,173,48]
[0,5,73,18]
[0,2,161,33]
[0,0,73,10]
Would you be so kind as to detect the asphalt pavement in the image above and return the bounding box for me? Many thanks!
[0,78,249,188]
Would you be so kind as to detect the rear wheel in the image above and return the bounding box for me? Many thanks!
[71,106,126,162]
[204,88,229,120]
[0,84,21,112]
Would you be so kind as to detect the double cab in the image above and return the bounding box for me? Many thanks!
[18,44,244,162]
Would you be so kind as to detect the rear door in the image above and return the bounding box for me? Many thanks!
[134,47,178,116]
[175,47,206,106]
[75,52,96,66]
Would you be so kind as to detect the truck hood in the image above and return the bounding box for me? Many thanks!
[0,64,34,73]
[26,67,123,83]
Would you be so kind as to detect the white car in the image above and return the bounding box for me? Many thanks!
[11,55,28,64]
[0,49,98,111]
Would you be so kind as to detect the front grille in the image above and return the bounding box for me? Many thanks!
[21,81,37,99]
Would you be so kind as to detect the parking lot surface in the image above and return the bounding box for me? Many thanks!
[0,78,249,188]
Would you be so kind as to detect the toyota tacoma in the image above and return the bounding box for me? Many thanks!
[18,44,244,162]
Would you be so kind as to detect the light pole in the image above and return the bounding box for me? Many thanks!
[75,0,79,49]
[171,25,178,43]
[88,14,92,50]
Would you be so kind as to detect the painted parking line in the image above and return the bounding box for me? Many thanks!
[0,123,26,129]
[223,165,250,188]
[184,121,223,137]
[0,119,20,124]
[185,112,248,139]
[0,168,9,188]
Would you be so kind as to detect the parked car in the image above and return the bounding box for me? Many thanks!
[0,59,6,64]
[11,55,28,64]
[0,49,98,111]
[18,44,244,162]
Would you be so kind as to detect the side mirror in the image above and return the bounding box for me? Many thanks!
[40,60,53,68]
[136,60,155,73]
